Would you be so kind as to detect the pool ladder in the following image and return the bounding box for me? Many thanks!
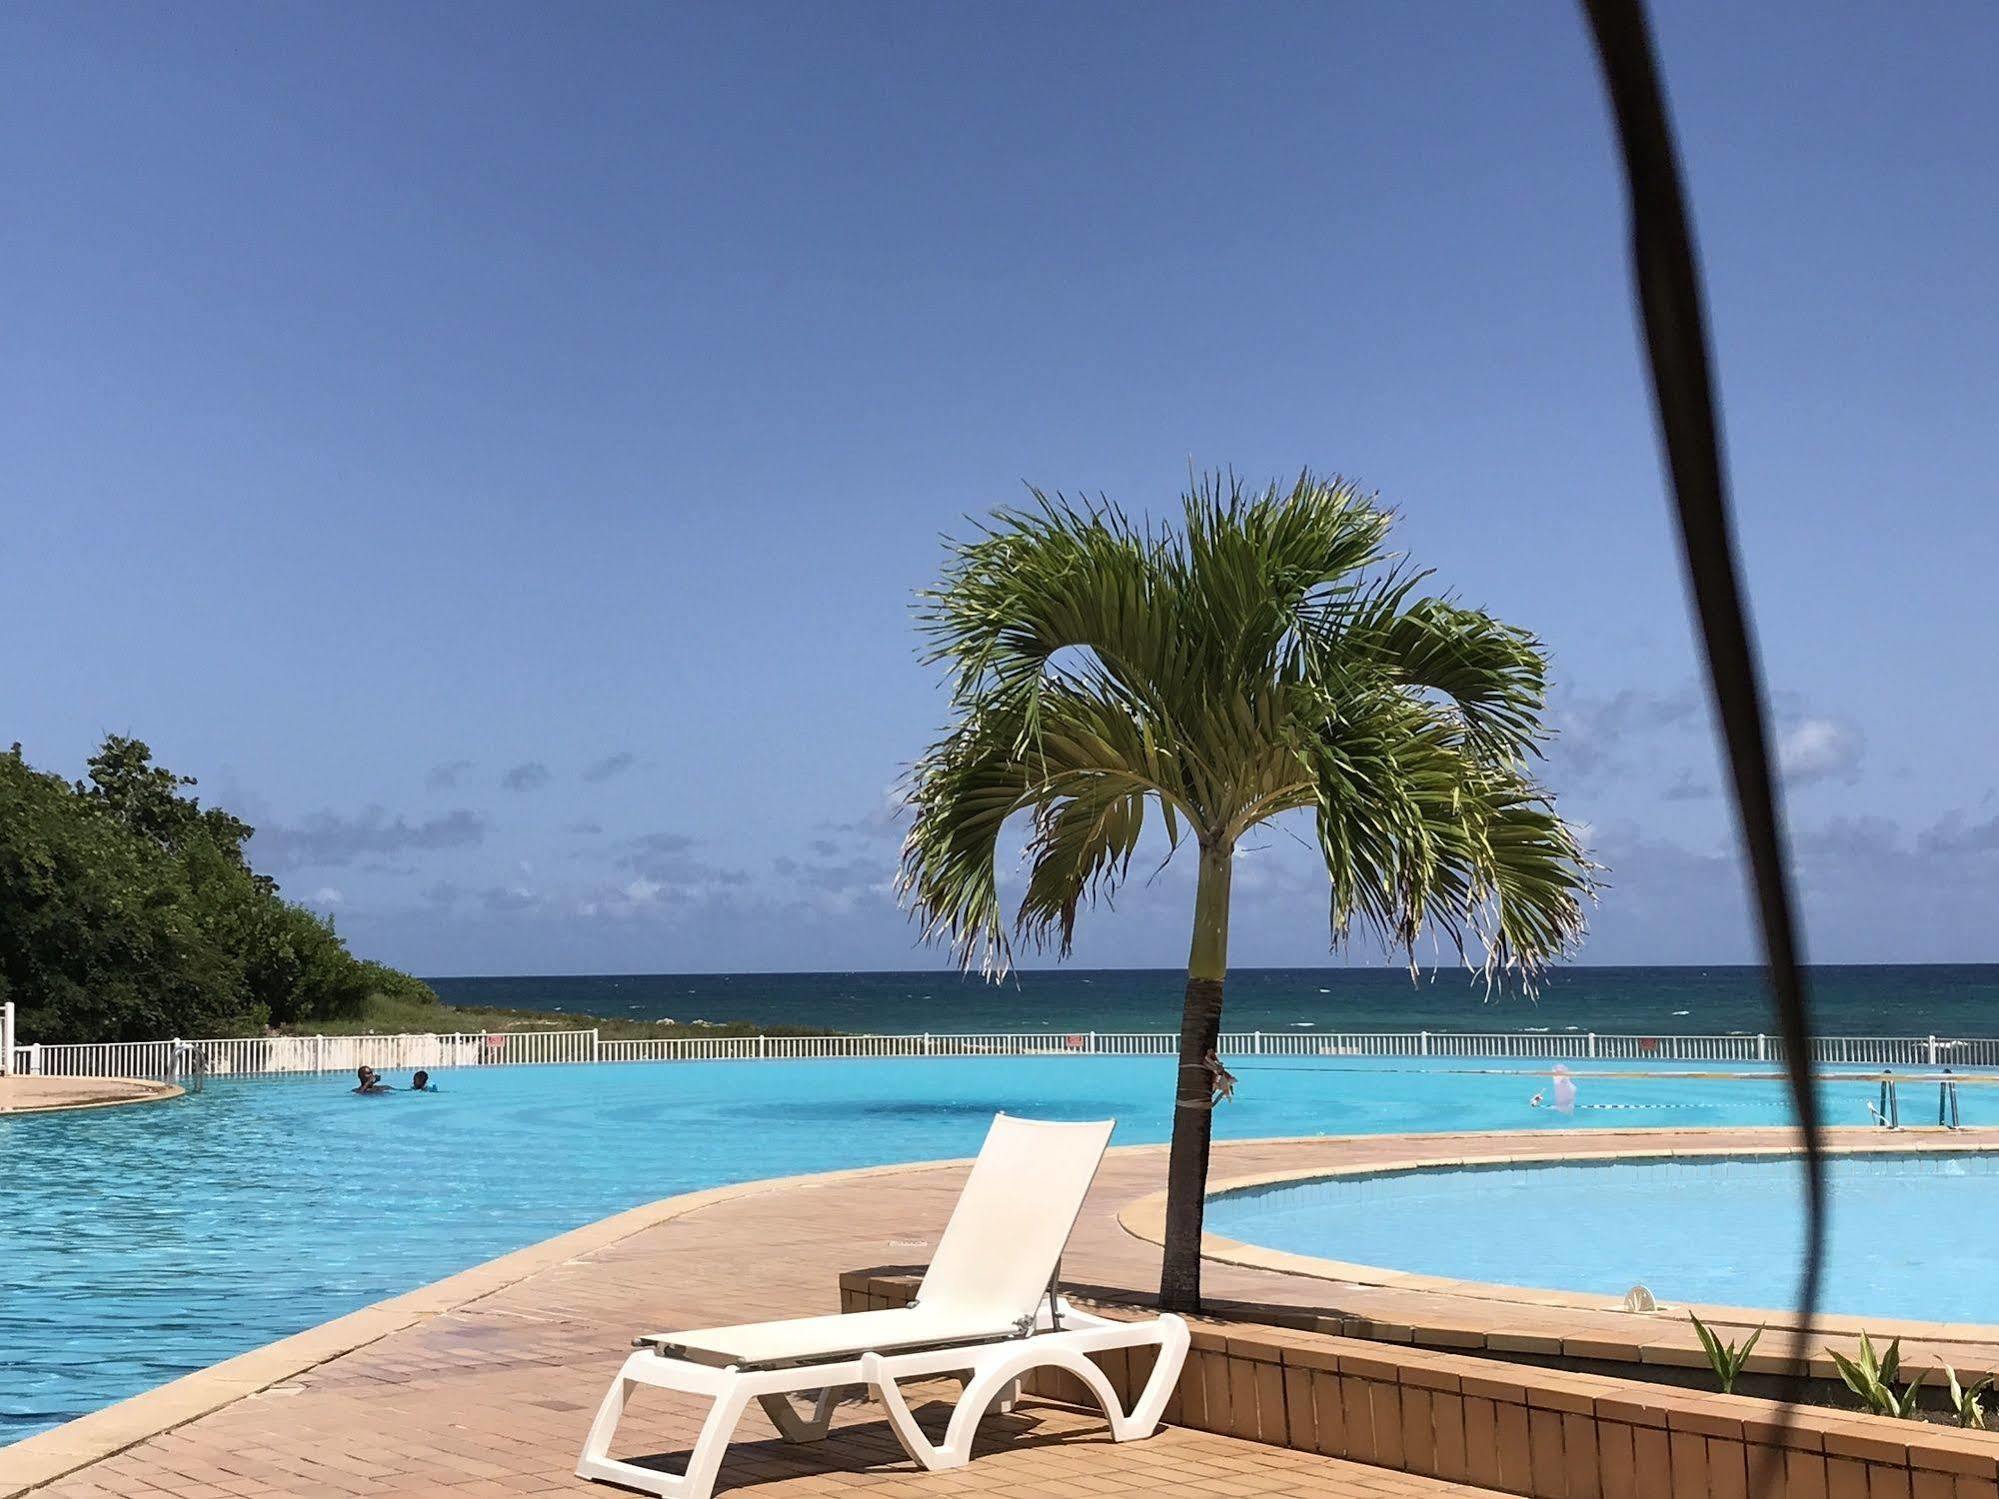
[1938,1069,1961,1130]
[170,1045,208,1094]
[1872,1072,1900,1129]
[1869,1070,1962,1130]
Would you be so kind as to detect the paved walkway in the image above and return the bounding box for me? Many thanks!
[0,1075,179,1113]
[6,1127,1991,1498]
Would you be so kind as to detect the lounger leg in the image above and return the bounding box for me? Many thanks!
[757,1386,843,1443]
[866,1349,1054,1471]
[575,1353,751,1499]
[862,1318,1191,1474]
[1006,1313,1192,1442]
[680,1389,752,1499]
[1119,1314,1191,1438]
[865,1353,975,1472]
[939,1353,1039,1463]
[577,1359,638,1478]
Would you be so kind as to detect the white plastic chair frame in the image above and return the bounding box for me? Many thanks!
[576,1115,1190,1499]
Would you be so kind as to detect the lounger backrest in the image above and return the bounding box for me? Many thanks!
[916,1113,1115,1325]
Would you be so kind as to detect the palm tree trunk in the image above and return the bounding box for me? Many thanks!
[1159,839,1233,1312]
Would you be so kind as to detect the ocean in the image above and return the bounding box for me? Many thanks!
[426,964,1999,1037]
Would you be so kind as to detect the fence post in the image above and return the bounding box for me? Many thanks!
[1420,1030,1430,1058]
[1928,1035,1938,1067]
[758,1032,768,1060]
[1,1001,12,1074]
[28,1041,41,1075]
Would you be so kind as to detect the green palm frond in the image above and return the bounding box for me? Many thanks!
[900,469,1596,979]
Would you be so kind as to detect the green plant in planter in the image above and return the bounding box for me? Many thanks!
[1944,1366,1993,1430]
[1828,1333,1927,1420]
[1689,1312,1763,1395]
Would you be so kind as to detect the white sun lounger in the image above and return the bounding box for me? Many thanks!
[576,1114,1190,1499]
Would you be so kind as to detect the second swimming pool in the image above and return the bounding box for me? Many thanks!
[1206,1149,1999,1324]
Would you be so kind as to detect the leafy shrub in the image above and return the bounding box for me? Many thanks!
[1689,1312,1763,1395]
[1828,1333,1927,1420]
[1,738,426,1042]
[355,960,440,1009]
[1945,1366,1992,1429]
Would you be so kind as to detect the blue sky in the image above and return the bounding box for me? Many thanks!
[5,3,1995,976]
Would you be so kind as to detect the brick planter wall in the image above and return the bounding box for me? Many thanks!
[840,1269,1999,1499]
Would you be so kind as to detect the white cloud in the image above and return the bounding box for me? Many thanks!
[1777,717,1865,787]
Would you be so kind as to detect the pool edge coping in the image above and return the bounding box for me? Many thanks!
[1116,1127,1999,1347]
[0,1078,184,1116]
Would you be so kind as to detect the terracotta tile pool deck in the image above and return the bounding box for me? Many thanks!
[0,1076,180,1113]
[5,1126,1992,1499]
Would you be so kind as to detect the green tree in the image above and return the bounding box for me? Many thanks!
[1,744,255,1041]
[900,473,1594,1311]
[82,734,256,865]
[1,738,431,1042]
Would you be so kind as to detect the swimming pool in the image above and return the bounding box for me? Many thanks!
[1206,1149,1999,1324]
[0,1057,1925,1441]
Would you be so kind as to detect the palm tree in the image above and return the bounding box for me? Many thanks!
[899,470,1594,1312]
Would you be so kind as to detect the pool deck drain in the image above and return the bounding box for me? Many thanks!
[5,1127,1995,1497]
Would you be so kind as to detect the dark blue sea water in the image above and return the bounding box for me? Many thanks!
[427,964,1999,1037]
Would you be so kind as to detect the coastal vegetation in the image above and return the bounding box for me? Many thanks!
[0,735,836,1048]
[0,736,437,1044]
[900,471,1594,1310]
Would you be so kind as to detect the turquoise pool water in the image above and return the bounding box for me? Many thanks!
[0,1057,1926,1441]
[1207,1150,1999,1324]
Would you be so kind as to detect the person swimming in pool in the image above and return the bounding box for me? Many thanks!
[408,1069,438,1092]
[352,1065,394,1094]
[1530,1068,1578,1113]
[1550,1065,1577,1114]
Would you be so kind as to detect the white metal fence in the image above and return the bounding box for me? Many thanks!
[11,1028,601,1081]
[7,1026,1999,1081]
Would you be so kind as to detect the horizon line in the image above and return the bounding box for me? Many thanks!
[419,960,1999,982]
